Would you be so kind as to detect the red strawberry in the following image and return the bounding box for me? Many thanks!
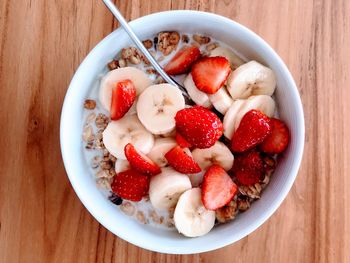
[201,165,238,210]
[175,106,223,149]
[164,45,201,75]
[260,118,290,154]
[175,132,192,148]
[231,110,272,152]
[110,79,136,120]
[111,169,149,201]
[165,146,201,174]
[232,150,264,185]
[191,56,231,94]
[124,143,161,175]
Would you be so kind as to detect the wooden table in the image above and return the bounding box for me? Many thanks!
[1,0,349,262]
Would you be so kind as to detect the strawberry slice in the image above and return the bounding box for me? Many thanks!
[201,165,237,210]
[191,56,231,94]
[175,106,223,149]
[165,146,201,174]
[124,143,161,175]
[231,109,272,152]
[260,118,290,154]
[164,45,201,75]
[111,169,149,201]
[232,150,264,185]
[175,132,192,148]
[110,79,136,120]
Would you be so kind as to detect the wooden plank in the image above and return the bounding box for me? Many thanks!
[0,0,349,262]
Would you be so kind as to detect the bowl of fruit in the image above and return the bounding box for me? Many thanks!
[60,10,304,254]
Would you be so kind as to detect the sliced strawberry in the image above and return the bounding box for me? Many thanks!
[175,106,223,149]
[191,56,231,94]
[260,118,290,154]
[231,109,272,152]
[110,79,136,120]
[124,143,161,175]
[175,132,192,148]
[165,146,201,174]
[232,150,264,185]
[111,169,149,201]
[164,45,201,75]
[201,165,237,210]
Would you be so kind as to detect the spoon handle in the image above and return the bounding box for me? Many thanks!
[102,0,192,102]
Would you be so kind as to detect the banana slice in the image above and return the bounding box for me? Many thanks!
[115,159,130,173]
[99,67,152,111]
[102,114,154,159]
[184,74,212,108]
[137,84,185,135]
[174,188,216,237]
[210,46,245,69]
[226,61,277,100]
[147,138,177,167]
[208,87,233,114]
[234,95,276,131]
[149,167,192,210]
[223,99,246,139]
[192,141,234,171]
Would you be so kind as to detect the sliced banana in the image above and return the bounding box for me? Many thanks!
[208,87,233,114]
[115,159,130,173]
[102,114,154,159]
[174,188,216,237]
[137,84,185,135]
[99,67,152,111]
[234,95,276,131]
[192,141,234,171]
[226,61,276,100]
[223,99,246,139]
[149,167,192,210]
[147,137,177,167]
[184,74,212,108]
[210,46,245,69]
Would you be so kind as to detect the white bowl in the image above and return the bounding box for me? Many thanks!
[60,10,304,254]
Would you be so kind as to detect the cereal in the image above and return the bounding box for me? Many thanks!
[82,125,94,142]
[193,34,211,45]
[95,114,109,129]
[142,39,153,49]
[118,58,127,68]
[157,31,180,55]
[237,198,251,211]
[120,202,136,216]
[215,200,238,223]
[84,99,96,110]
[181,34,189,43]
[91,156,101,169]
[206,42,218,51]
[107,60,119,70]
[96,177,112,190]
[85,112,96,124]
[136,211,147,224]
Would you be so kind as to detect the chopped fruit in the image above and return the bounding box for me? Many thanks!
[232,150,264,185]
[191,56,231,94]
[110,79,136,120]
[231,109,272,152]
[260,118,290,154]
[175,106,223,149]
[165,146,201,174]
[175,132,192,148]
[164,45,201,75]
[201,165,238,210]
[124,143,161,175]
[111,169,149,201]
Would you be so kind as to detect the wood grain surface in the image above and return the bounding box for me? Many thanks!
[1,0,349,262]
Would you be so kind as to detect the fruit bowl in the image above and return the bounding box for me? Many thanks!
[60,10,304,254]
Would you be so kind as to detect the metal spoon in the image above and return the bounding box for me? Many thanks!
[102,0,193,104]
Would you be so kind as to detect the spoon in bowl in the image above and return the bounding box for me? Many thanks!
[102,0,193,104]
